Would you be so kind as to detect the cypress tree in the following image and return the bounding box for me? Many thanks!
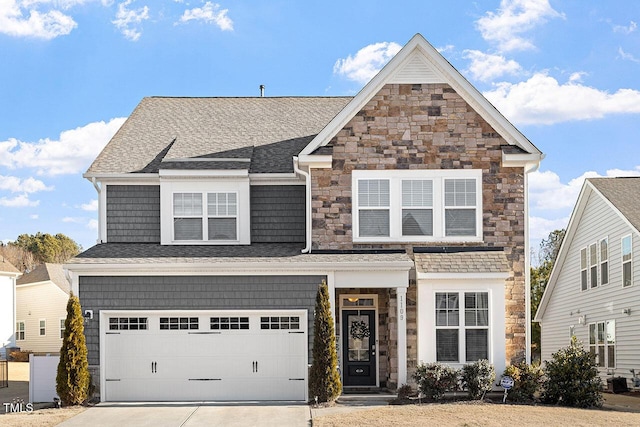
[309,281,342,403]
[56,293,90,405]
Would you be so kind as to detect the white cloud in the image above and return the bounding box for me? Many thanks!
[484,72,640,125]
[62,216,84,223]
[0,117,126,176]
[112,0,149,41]
[618,47,640,64]
[613,21,637,35]
[333,42,402,85]
[29,214,38,219]
[529,166,640,245]
[530,167,640,211]
[0,0,77,39]
[0,194,39,207]
[463,50,522,82]
[530,215,570,240]
[178,1,232,31]
[0,175,53,193]
[80,199,98,211]
[476,0,564,52]
[87,219,98,230]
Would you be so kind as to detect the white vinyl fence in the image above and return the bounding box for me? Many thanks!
[29,354,60,403]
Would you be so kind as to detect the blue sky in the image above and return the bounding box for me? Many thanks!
[1,0,639,255]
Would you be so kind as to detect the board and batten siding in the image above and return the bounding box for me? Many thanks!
[78,275,323,366]
[540,191,640,379]
[106,185,161,243]
[15,283,69,353]
[250,185,305,243]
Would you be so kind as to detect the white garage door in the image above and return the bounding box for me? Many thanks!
[100,310,307,402]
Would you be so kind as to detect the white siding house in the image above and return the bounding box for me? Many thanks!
[16,264,71,354]
[536,177,640,387]
[0,259,21,359]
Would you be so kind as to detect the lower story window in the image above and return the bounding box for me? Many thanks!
[435,291,489,363]
[16,321,25,341]
[60,318,66,339]
[589,320,615,368]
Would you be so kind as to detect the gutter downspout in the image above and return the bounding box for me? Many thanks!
[293,157,312,253]
[90,177,103,244]
[524,160,540,364]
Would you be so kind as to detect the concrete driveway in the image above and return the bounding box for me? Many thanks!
[56,402,311,427]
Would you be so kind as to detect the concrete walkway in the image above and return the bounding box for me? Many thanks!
[56,402,311,427]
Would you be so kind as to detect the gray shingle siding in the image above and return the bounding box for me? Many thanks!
[251,185,305,243]
[79,275,323,365]
[106,185,160,243]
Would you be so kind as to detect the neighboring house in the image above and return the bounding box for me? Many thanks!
[0,258,21,359]
[536,177,640,386]
[15,263,71,354]
[65,33,542,402]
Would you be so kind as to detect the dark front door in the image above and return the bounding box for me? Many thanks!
[342,309,376,386]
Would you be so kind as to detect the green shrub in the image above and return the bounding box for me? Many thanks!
[503,361,543,402]
[541,336,603,408]
[397,384,414,399]
[56,294,90,406]
[461,359,495,400]
[412,362,459,401]
[308,281,341,403]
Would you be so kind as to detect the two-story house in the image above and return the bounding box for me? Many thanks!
[66,34,542,402]
[536,177,640,387]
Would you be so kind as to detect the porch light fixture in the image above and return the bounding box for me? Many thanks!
[347,297,359,303]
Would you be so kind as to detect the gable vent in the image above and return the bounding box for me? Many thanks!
[390,55,445,84]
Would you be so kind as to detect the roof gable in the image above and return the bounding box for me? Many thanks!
[535,177,640,321]
[300,33,542,158]
[17,263,71,294]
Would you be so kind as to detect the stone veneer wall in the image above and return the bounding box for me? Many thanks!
[312,83,527,377]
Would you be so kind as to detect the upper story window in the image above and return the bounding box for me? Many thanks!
[580,237,609,291]
[600,238,609,285]
[173,192,237,241]
[160,174,250,245]
[622,235,632,287]
[353,170,482,243]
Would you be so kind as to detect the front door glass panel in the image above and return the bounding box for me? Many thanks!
[348,315,371,362]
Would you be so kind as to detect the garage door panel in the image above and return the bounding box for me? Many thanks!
[103,311,307,402]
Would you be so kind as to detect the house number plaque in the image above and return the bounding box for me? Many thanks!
[399,294,405,321]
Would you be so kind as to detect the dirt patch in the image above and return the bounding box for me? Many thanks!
[312,401,640,427]
[1,406,85,427]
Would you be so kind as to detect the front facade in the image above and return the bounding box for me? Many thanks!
[66,34,542,402]
[0,259,21,359]
[15,264,71,354]
[536,178,640,386]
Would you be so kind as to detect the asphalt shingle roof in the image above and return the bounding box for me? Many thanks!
[0,258,20,274]
[86,97,352,175]
[16,263,71,294]
[414,251,510,274]
[71,243,412,266]
[589,177,640,232]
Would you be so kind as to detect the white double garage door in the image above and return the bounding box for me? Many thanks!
[100,310,308,402]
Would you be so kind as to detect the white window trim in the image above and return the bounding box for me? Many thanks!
[171,191,239,242]
[39,319,46,337]
[160,177,250,245]
[622,234,633,288]
[589,320,616,369]
[580,247,588,292]
[417,278,505,374]
[16,321,25,341]
[60,318,66,340]
[352,169,482,243]
[589,242,598,288]
[600,237,609,286]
